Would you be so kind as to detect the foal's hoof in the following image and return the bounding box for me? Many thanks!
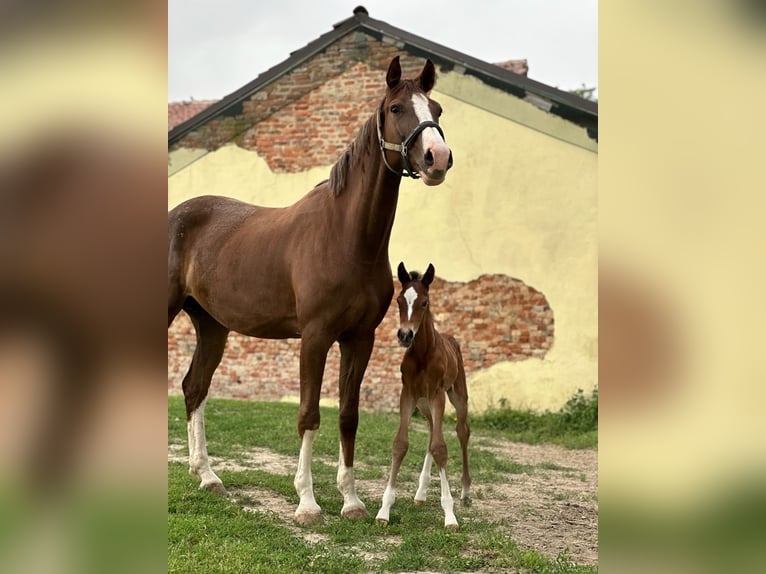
[201,481,227,497]
[341,506,370,520]
[375,518,389,527]
[414,499,425,506]
[294,511,322,526]
[461,496,472,507]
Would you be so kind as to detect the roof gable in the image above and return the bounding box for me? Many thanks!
[169,7,597,151]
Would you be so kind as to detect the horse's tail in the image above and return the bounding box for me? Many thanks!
[167,202,192,327]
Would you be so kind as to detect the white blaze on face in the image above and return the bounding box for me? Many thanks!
[404,286,418,320]
[411,93,444,150]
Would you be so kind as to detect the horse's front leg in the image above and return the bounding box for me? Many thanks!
[336,335,375,519]
[294,332,334,525]
[376,387,416,526]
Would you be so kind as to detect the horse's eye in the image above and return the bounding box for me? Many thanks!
[390,104,401,114]
[423,300,429,307]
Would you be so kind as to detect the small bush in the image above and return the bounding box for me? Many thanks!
[471,387,598,448]
[558,387,598,433]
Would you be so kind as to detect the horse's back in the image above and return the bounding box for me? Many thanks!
[169,195,256,237]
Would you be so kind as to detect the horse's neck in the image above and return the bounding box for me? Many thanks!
[411,311,437,360]
[338,125,401,263]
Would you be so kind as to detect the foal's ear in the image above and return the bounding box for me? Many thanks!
[386,56,401,89]
[418,59,436,94]
[423,263,435,287]
[397,262,410,286]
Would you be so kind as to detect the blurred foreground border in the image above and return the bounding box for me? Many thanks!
[600,1,765,572]
[0,2,167,573]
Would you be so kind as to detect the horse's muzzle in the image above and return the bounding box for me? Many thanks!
[419,149,453,185]
[397,328,414,348]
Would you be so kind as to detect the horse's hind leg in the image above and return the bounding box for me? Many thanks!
[182,303,229,495]
[428,391,458,529]
[448,376,471,506]
[413,399,434,505]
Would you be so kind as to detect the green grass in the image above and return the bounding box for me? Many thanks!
[168,395,597,573]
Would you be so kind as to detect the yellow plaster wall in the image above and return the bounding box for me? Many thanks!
[168,82,597,413]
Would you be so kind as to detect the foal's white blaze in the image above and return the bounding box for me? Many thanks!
[294,429,321,518]
[404,286,418,320]
[336,443,367,516]
[187,398,224,491]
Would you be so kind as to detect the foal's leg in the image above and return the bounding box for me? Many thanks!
[414,398,434,504]
[183,306,229,495]
[429,391,458,529]
[294,330,334,525]
[375,388,416,526]
[336,335,375,519]
[448,381,472,506]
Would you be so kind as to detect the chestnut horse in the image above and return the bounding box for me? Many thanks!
[168,57,453,524]
[375,262,471,529]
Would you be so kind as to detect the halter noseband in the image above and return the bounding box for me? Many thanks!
[376,103,446,179]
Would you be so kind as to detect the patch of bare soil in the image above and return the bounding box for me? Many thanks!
[472,440,598,566]
[169,438,598,566]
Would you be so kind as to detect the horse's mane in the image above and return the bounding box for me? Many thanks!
[328,112,377,196]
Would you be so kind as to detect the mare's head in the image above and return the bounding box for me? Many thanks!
[396,261,436,347]
[378,57,453,185]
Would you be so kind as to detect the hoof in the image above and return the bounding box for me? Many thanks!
[341,506,370,520]
[201,481,227,496]
[375,518,389,527]
[294,511,322,526]
[414,499,425,506]
[461,496,472,507]
[445,523,459,531]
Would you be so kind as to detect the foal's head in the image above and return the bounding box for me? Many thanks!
[396,261,436,348]
[378,57,453,185]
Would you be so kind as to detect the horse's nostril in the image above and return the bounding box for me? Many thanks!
[447,151,453,169]
[424,150,434,167]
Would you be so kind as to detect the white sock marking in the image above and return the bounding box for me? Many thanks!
[337,443,366,515]
[439,467,458,528]
[294,429,321,517]
[414,451,433,502]
[187,398,223,489]
[376,484,397,524]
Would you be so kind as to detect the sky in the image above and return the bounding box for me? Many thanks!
[168,0,597,102]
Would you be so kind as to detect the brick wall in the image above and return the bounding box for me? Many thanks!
[171,31,437,170]
[168,274,554,412]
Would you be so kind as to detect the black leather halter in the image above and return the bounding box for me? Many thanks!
[376,102,446,179]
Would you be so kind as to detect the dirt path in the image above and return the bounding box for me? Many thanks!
[169,436,597,566]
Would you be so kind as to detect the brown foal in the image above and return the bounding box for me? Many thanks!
[375,262,471,529]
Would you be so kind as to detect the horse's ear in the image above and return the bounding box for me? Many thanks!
[397,262,409,286]
[423,263,435,287]
[418,59,436,93]
[386,56,401,89]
